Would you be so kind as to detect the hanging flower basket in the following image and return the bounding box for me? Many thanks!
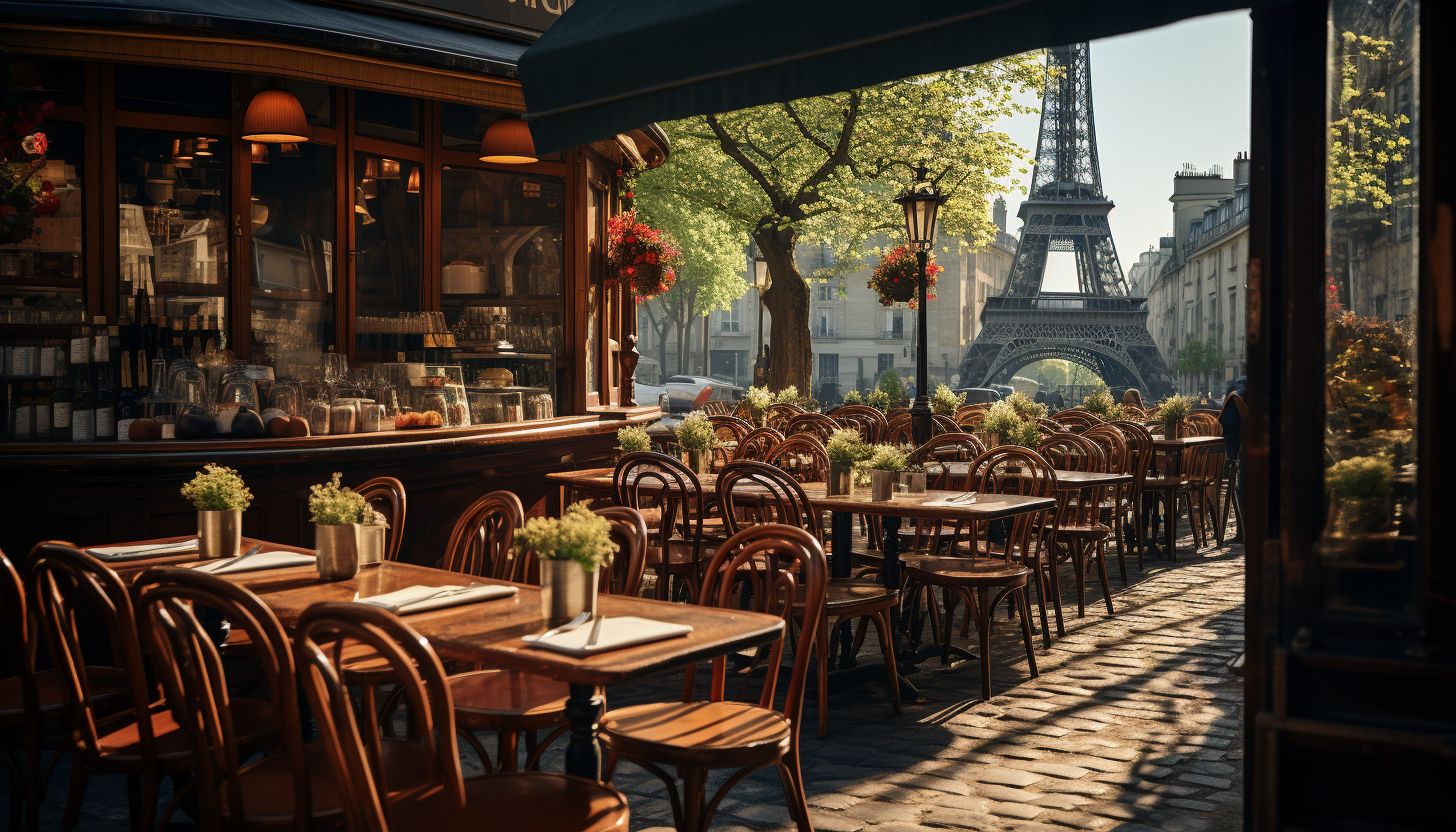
[1,75,59,246]
[869,245,940,309]
[606,211,681,301]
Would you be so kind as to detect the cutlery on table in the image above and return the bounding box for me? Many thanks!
[585,614,605,647]
[198,544,266,573]
[524,611,592,642]
[381,583,486,613]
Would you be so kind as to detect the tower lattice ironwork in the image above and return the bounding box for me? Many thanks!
[958,43,1174,396]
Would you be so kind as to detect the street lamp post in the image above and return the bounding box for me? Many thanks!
[894,165,946,446]
[751,245,769,385]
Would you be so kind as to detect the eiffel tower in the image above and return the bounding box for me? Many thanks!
[957,43,1174,398]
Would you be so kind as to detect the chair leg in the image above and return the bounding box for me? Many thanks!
[1071,539,1088,618]
[775,751,814,832]
[942,588,956,665]
[850,616,870,658]
[871,609,902,714]
[681,765,708,832]
[1016,589,1040,679]
[815,611,831,739]
[1095,539,1115,615]
[497,729,519,772]
[60,751,87,832]
[1133,496,1146,569]
[1113,510,1129,584]
[1030,555,1053,650]
[976,587,993,701]
[5,740,24,832]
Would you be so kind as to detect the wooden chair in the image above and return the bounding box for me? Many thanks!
[900,433,986,555]
[715,462,900,738]
[1052,410,1100,431]
[600,525,826,832]
[356,476,408,562]
[954,407,989,429]
[1187,412,1222,437]
[440,490,526,580]
[295,602,629,832]
[708,416,751,472]
[884,414,913,446]
[27,544,278,831]
[734,427,784,462]
[700,400,732,417]
[132,566,347,831]
[763,436,829,484]
[830,405,887,443]
[930,414,959,435]
[1081,424,1135,583]
[1109,420,1156,568]
[903,447,1052,700]
[764,403,803,432]
[1036,417,1066,434]
[784,412,838,443]
[1181,442,1228,549]
[1037,433,1116,618]
[615,452,710,601]
[593,505,650,598]
[886,407,911,420]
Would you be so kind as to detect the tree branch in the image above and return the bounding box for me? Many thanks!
[782,102,834,155]
[792,90,861,212]
[706,114,786,208]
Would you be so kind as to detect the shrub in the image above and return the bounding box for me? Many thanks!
[842,390,864,406]
[825,428,873,464]
[1156,395,1194,421]
[862,443,908,472]
[877,370,907,405]
[931,384,966,417]
[180,463,253,512]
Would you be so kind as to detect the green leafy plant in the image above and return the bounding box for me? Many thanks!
[877,370,907,405]
[743,385,772,424]
[825,428,874,464]
[1004,391,1048,420]
[842,390,864,406]
[513,502,617,573]
[979,400,1041,448]
[308,473,377,526]
[1325,455,1395,536]
[931,384,966,417]
[861,443,908,473]
[772,385,801,405]
[616,425,652,454]
[180,463,253,512]
[673,410,719,453]
[1156,395,1194,422]
[865,389,892,413]
[1078,390,1124,421]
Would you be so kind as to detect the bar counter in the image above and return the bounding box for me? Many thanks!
[0,407,660,565]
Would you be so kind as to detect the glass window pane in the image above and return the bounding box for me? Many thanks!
[8,57,85,108]
[250,143,335,378]
[441,102,503,152]
[115,64,230,119]
[354,152,421,322]
[250,76,333,127]
[116,129,228,332]
[0,120,85,324]
[354,90,420,145]
[1321,0,1419,620]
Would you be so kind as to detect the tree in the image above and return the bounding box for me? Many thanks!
[1176,339,1223,392]
[638,55,1046,391]
[635,191,750,375]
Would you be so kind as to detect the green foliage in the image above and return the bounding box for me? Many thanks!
[1325,455,1394,500]
[673,410,719,453]
[1326,311,1412,439]
[1176,339,1223,378]
[842,389,863,406]
[980,400,1041,448]
[1078,390,1124,421]
[826,428,874,464]
[877,370,907,405]
[616,425,652,454]
[1328,31,1412,219]
[931,384,966,417]
[1004,391,1048,420]
[862,444,908,472]
[1156,395,1194,422]
[636,191,750,313]
[865,389,892,413]
[180,463,253,512]
[772,385,801,404]
[514,502,617,573]
[308,473,375,526]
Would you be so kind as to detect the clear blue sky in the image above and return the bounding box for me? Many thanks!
[993,10,1252,293]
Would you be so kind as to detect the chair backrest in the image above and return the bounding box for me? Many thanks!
[763,436,829,484]
[1109,420,1155,492]
[296,603,464,832]
[700,400,732,417]
[886,407,911,420]
[830,405,888,443]
[1036,432,1108,473]
[26,544,155,767]
[690,525,825,742]
[0,547,39,726]
[907,433,986,490]
[441,490,525,580]
[764,402,803,432]
[614,451,705,547]
[716,461,821,537]
[1036,417,1066,433]
[930,414,959,436]
[1081,425,1130,476]
[708,415,750,472]
[954,407,988,429]
[1187,412,1222,436]
[735,426,785,462]
[966,448,1058,562]
[785,412,837,443]
[884,414,913,446]
[355,476,407,562]
[1053,410,1100,429]
[132,567,305,831]
[593,506,648,597]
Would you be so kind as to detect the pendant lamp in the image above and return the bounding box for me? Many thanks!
[379,159,401,179]
[363,157,379,179]
[242,88,313,143]
[278,142,302,158]
[479,116,537,164]
[251,143,270,164]
[407,166,420,193]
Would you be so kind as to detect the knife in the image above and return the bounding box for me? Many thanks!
[380,583,485,613]
[585,614,605,647]
[524,611,593,642]
[198,544,265,573]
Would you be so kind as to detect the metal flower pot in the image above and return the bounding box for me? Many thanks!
[1164,418,1180,440]
[358,523,386,569]
[974,431,1000,449]
[314,523,361,581]
[827,461,854,496]
[539,558,598,626]
[870,470,898,502]
[685,449,711,475]
[197,510,242,560]
[899,471,927,494]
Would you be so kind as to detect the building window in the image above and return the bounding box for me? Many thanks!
[815,309,833,337]
[817,282,833,302]
[720,299,741,332]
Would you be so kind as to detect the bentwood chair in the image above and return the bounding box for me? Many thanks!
[356,476,408,561]
[601,525,826,832]
[132,566,352,831]
[954,406,989,429]
[884,414,913,446]
[1052,410,1100,431]
[734,427,785,462]
[295,603,630,832]
[27,544,278,832]
[784,412,838,443]
[1081,424,1135,583]
[899,433,987,557]
[1109,420,1156,569]
[763,436,829,485]
[1037,433,1116,618]
[930,414,959,436]
[903,448,1053,700]
[830,405,888,443]
[615,452,710,601]
[716,462,900,737]
[441,490,526,580]
[707,416,751,472]
[764,403,804,432]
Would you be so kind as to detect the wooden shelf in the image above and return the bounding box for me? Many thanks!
[0,323,75,336]
[153,282,229,297]
[0,275,84,289]
[252,289,332,302]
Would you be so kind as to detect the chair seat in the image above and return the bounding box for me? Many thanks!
[448,668,569,730]
[1144,476,1188,488]
[905,557,1030,587]
[224,738,432,826]
[1057,523,1112,536]
[0,666,129,722]
[390,772,630,832]
[601,700,790,770]
[336,639,405,685]
[820,579,897,612]
[96,698,275,766]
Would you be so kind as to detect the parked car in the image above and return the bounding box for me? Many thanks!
[989,384,1016,400]
[633,380,670,411]
[953,387,1002,405]
[663,375,743,415]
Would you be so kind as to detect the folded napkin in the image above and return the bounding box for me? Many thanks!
[86,538,198,562]
[922,494,980,509]
[194,551,316,575]
[356,584,517,614]
[525,616,692,657]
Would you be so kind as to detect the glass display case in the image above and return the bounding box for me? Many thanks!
[1,120,85,326]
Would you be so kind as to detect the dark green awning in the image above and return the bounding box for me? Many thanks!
[520,0,1286,154]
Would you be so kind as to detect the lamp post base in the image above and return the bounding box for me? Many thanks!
[910,399,933,445]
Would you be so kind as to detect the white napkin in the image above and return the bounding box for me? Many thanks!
[525,616,692,657]
[195,551,317,575]
[87,538,198,561]
[922,494,980,508]
[356,584,517,614]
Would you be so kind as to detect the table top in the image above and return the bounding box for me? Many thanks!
[1151,435,1224,448]
[100,537,784,687]
[922,464,1133,488]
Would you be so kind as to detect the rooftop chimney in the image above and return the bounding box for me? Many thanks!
[1233,151,1251,187]
[992,196,1008,232]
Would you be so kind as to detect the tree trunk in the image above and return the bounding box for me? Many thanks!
[755,226,812,394]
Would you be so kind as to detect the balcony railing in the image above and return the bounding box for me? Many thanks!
[879,329,905,340]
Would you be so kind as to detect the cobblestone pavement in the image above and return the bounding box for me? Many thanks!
[17,528,1243,832]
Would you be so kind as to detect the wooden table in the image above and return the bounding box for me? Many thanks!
[101,537,784,781]
[1145,435,1224,559]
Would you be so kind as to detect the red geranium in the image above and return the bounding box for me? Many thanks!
[868,246,940,309]
[606,211,681,300]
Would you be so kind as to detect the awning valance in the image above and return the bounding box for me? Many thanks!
[520,0,1291,154]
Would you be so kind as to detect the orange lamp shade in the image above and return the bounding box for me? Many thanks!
[242,89,313,143]
[479,116,537,164]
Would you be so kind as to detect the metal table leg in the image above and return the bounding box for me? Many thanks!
[564,683,604,780]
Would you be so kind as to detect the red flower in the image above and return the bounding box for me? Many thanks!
[625,266,635,275]
[645,252,657,264]
[41,180,54,193]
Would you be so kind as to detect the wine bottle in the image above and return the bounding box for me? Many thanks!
[135,340,151,400]
[116,349,140,441]
[91,316,108,389]
[95,362,116,442]
[71,347,95,442]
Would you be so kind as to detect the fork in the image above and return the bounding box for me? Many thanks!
[523,611,593,642]
[382,583,485,613]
